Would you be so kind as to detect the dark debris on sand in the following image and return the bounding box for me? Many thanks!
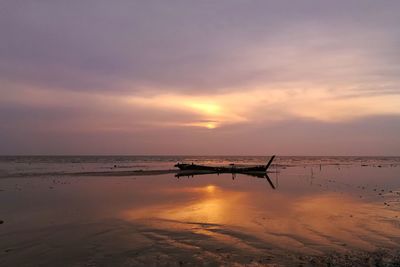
[298,249,400,267]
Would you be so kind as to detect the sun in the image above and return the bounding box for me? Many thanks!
[205,122,217,129]
[184,121,218,129]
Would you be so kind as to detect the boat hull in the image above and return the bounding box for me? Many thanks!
[174,155,275,174]
[174,163,267,172]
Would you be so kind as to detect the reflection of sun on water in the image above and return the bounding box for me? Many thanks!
[123,185,246,225]
[161,185,235,223]
[121,183,400,252]
[205,185,216,193]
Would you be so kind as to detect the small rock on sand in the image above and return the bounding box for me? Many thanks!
[0,220,4,224]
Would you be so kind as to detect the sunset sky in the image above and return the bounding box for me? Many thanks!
[1,1,400,155]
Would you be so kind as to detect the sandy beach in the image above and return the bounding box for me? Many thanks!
[1,156,400,266]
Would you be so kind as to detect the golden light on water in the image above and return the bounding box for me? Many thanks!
[159,186,239,224]
[122,184,245,225]
[205,184,217,193]
[122,184,400,253]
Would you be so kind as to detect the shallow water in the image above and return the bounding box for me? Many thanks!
[0,157,400,266]
[1,155,399,177]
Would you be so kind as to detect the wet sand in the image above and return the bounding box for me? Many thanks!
[0,169,178,178]
[1,162,400,266]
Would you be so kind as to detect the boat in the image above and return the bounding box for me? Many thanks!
[174,155,275,174]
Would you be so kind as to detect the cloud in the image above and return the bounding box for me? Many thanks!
[2,83,400,134]
[1,112,400,155]
[1,1,400,154]
[1,0,400,93]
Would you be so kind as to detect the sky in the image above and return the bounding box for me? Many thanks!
[1,1,400,155]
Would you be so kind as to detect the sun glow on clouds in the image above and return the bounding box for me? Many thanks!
[3,84,400,131]
[182,101,221,129]
[185,102,221,116]
[184,121,218,129]
[126,86,400,129]
[126,93,247,129]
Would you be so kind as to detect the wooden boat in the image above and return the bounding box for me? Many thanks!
[174,155,275,174]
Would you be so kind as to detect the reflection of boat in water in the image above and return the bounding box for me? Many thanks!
[175,169,276,189]
[175,155,275,174]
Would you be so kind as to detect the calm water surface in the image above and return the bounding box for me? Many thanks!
[0,156,399,266]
